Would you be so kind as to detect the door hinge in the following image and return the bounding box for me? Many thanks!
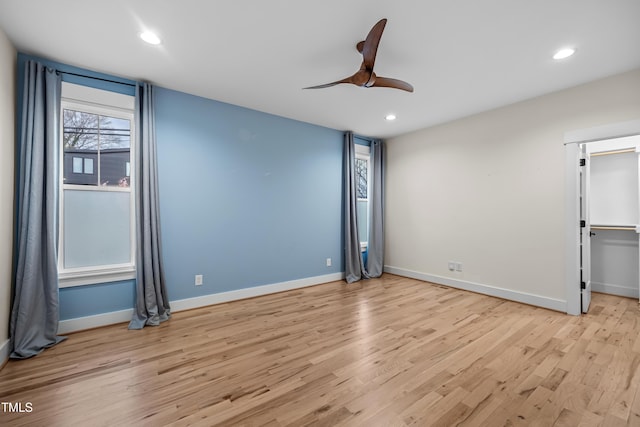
[580,220,586,228]
[581,281,586,290]
[579,158,586,166]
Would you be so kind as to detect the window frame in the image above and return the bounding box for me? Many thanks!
[58,82,137,287]
[355,143,371,252]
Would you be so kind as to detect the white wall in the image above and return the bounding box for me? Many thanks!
[385,69,640,311]
[0,28,16,362]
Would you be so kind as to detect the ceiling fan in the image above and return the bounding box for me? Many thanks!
[304,18,414,93]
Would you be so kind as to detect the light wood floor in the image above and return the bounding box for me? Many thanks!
[1,274,640,426]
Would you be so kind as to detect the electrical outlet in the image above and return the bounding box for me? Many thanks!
[455,262,463,272]
[326,258,332,267]
[195,274,203,286]
[448,261,455,271]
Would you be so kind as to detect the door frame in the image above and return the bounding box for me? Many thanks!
[564,119,640,315]
[579,146,591,313]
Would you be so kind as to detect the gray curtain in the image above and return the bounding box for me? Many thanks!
[129,83,171,329]
[10,61,66,358]
[344,132,385,283]
[367,139,385,276]
[344,132,362,283]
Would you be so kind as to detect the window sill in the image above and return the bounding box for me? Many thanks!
[59,265,136,288]
[63,184,131,193]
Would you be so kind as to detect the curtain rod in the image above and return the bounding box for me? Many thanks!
[59,71,137,87]
[353,134,381,143]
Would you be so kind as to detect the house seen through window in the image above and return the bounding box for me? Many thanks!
[63,109,131,187]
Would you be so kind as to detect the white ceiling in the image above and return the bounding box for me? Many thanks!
[1,0,639,138]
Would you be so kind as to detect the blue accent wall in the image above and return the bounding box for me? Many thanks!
[16,54,345,320]
[59,280,135,319]
[154,88,344,300]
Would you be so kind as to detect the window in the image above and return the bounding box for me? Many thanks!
[356,158,368,199]
[355,144,371,251]
[72,156,94,174]
[59,83,136,287]
[63,109,131,187]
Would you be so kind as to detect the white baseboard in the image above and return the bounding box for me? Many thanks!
[0,338,9,367]
[58,272,345,334]
[170,272,344,312]
[384,266,567,313]
[592,281,639,299]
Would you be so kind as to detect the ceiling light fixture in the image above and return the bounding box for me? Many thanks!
[385,114,397,121]
[140,31,162,45]
[553,47,575,60]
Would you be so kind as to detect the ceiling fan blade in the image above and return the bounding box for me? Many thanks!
[362,18,387,71]
[371,76,414,92]
[304,18,413,93]
[303,76,354,90]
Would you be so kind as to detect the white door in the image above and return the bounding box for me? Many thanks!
[580,149,592,313]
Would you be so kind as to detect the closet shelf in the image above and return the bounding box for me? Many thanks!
[590,224,639,231]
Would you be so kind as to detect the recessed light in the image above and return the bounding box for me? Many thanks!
[385,114,397,121]
[553,48,575,60]
[140,31,161,45]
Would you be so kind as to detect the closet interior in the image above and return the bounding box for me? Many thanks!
[585,135,640,302]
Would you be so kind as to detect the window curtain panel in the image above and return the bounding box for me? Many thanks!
[129,83,171,329]
[10,61,66,358]
[367,138,385,277]
[344,132,385,283]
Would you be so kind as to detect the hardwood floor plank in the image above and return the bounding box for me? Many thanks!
[1,274,640,426]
